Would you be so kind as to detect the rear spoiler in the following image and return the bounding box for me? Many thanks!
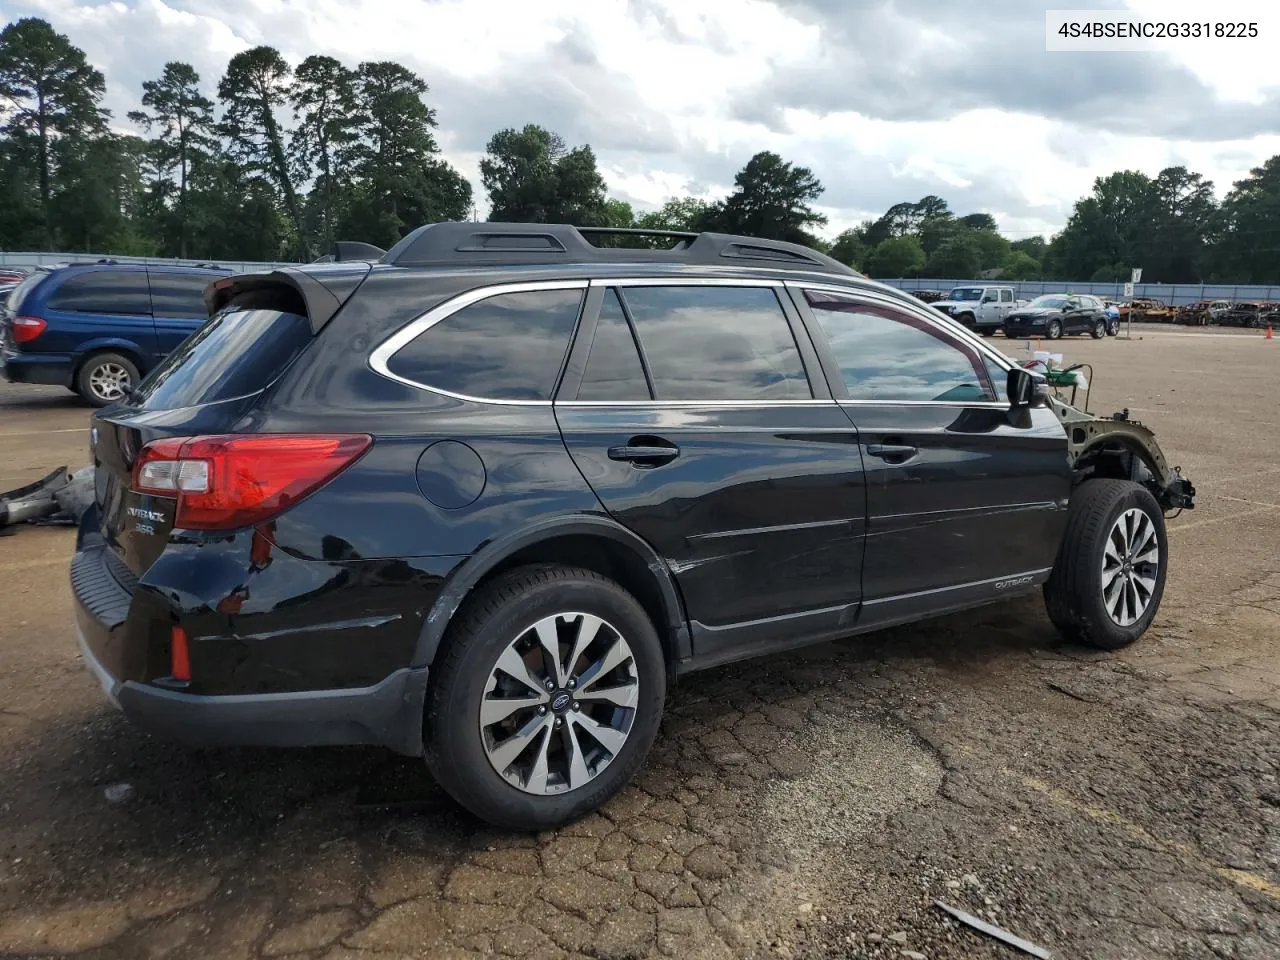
[204,263,372,334]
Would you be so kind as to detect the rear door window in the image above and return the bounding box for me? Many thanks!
[46,271,151,315]
[620,285,811,401]
[148,272,217,319]
[132,307,311,409]
[386,287,584,401]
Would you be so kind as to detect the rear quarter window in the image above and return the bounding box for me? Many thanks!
[384,287,585,401]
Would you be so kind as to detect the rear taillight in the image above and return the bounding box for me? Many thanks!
[11,316,46,343]
[131,434,372,530]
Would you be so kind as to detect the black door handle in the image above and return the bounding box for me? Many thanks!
[866,442,919,464]
[608,437,680,467]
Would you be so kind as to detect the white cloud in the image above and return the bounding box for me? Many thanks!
[9,0,1280,239]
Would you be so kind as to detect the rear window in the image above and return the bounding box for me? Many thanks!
[6,271,50,313]
[46,271,151,315]
[132,308,311,409]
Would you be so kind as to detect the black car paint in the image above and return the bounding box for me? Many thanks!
[74,258,1074,756]
[1003,298,1107,338]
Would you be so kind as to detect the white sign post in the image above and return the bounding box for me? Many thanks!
[1131,268,1142,284]
[1123,281,1134,298]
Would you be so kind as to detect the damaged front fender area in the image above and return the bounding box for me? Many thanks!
[1049,397,1197,511]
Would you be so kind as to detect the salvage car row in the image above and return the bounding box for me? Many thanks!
[916,286,1118,339]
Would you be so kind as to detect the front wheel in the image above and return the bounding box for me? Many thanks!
[423,565,666,830]
[1090,319,1106,339]
[1044,479,1168,650]
[1046,319,1063,340]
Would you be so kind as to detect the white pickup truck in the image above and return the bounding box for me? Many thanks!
[929,285,1020,334]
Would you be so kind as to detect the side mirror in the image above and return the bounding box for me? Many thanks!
[1007,366,1048,409]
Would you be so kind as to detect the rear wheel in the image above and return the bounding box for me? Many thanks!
[424,565,666,830]
[76,352,138,407]
[1044,479,1167,650]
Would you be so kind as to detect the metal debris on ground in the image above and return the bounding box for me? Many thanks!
[933,900,1054,959]
[0,465,94,532]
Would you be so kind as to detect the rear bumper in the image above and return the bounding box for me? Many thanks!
[71,536,429,756]
[2,351,73,386]
[75,626,427,754]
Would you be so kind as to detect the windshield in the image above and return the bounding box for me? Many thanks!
[1027,295,1070,309]
[947,287,984,301]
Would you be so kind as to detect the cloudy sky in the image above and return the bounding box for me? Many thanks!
[6,0,1280,239]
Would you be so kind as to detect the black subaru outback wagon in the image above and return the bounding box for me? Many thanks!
[72,224,1195,829]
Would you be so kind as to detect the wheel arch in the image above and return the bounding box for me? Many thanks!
[71,342,147,381]
[413,515,692,679]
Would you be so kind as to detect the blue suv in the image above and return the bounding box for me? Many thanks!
[1,262,230,406]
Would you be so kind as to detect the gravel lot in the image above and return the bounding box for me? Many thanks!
[1,325,1278,960]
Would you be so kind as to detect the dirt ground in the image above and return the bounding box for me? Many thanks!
[1,325,1278,960]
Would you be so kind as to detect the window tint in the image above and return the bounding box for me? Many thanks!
[46,271,151,315]
[805,292,994,402]
[387,288,583,401]
[1000,289,1013,303]
[134,308,312,409]
[149,272,216,319]
[6,271,48,313]
[621,286,810,401]
[577,290,651,401]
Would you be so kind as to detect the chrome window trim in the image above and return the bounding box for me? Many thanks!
[367,279,589,406]
[368,274,1018,408]
[588,277,780,288]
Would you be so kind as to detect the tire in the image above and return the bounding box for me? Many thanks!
[957,312,976,330]
[1046,319,1063,340]
[1044,479,1168,650]
[76,352,138,407]
[1106,320,1119,336]
[423,565,667,830]
[1090,319,1106,339]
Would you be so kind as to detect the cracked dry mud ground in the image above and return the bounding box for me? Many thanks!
[3,326,1280,960]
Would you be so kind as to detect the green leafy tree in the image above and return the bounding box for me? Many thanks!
[1011,236,1047,261]
[336,61,470,248]
[1146,166,1216,282]
[0,17,107,247]
[636,197,711,233]
[959,212,998,231]
[481,124,607,225]
[128,62,217,257]
[218,45,305,258]
[924,233,981,278]
[969,228,1011,271]
[1002,250,1041,280]
[1214,156,1280,283]
[828,227,867,268]
[718,151,827,244]
[289,55,361,251]
[866,235,925,277]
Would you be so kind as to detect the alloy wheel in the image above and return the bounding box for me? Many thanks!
[479,612,639,795]
[1101,507,1160,626]
[88,362,131,403]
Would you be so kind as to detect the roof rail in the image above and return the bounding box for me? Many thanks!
[380,222,858,276]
